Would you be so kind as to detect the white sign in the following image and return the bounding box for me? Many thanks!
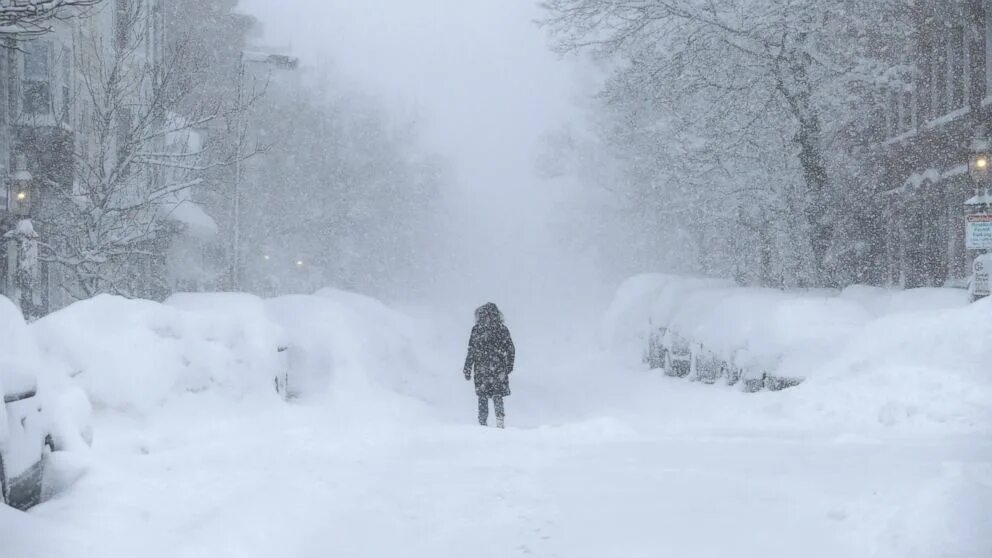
[966,214,992,250]
[973,254,992,298]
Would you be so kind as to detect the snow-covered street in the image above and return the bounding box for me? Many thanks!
[9,334,991,558]
[3,1,992,557]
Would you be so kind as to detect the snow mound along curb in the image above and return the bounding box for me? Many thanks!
[30,289,434,417]
[31,294,288,415]
[604,274,991,431]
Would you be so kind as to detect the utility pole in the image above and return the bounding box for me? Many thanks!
[230,53,247,292]
[228,48,298,293]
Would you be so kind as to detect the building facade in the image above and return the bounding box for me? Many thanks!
[0,0,199,315]
[876,0,991,288]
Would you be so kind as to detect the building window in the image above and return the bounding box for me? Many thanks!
[22,41,51,115]
[949,25,966,109]
[932,34,947,118]
[153,0,163,64]
[115,0,132,52]
[986,3,992,102]
[7,39,18,117]
[60,49,70,123]
[0,42,6,126]
[902,90,914,131]
[917,56,931,121]
[887,90,899,137]
[117,105,133,171]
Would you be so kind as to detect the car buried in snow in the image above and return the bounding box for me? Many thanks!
[0,297,92,511]
[0,366,55,510]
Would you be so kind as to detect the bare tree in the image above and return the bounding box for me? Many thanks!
[542,0,909,285]
[0,0,103,32]
[42,1,257,299]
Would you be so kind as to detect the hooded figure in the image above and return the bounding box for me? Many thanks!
[463,302,515,427]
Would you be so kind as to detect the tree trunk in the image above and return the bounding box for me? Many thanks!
[779,42,834,286]
[795,112,833,284]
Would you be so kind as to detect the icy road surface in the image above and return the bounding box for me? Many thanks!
[18,354,992,558]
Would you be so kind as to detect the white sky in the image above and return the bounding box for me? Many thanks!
[238,0,605,328]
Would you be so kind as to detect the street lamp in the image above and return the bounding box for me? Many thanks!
[970,152,989,176]
[8,154,32,217]
[967,133,992,300]
[970,151,990,180]
[229,48,301,293]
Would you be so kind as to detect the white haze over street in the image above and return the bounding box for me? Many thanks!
[240,0,601,319]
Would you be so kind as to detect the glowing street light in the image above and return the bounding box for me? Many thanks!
[971,153,990,178]
[7,154,32,216]
[969,135,992,181]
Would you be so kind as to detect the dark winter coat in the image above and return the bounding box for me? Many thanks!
[463,303,515,398]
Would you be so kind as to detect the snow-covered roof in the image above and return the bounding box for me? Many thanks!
[965,192,992,206]
[161,200,218,240]
[2,219,38,239]
[881,164,969,197]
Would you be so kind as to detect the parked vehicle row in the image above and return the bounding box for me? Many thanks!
[644,327,803,392]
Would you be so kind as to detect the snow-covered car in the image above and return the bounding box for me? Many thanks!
[0,296,92,510]
[0,369,55,510]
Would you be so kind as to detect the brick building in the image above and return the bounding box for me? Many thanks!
[876,0,992,288]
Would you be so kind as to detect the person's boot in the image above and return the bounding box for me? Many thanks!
[496,416,505,429]
[478,396,488,426]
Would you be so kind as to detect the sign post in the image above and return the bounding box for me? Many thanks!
[966,213,992,250]
[972,254,992,300]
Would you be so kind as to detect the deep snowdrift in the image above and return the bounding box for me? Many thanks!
[29,289,442,418]
[0,297,91,465]
[603,274,992,433]
[2,287,989,558]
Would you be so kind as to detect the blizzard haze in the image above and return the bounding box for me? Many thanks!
[239,0,603,320]
[2,2,990,558]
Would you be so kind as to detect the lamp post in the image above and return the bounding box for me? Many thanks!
[969,144,990,182]
[2,153,38,317]
[967,135,992,301]
[229,48,300,293]
[8,154,32,217]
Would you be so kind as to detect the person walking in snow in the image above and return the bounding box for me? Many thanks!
[463,302,515,428]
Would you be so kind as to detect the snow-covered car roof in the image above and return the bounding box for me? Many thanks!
[0,296,39,400]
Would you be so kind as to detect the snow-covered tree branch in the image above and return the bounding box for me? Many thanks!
[542,0,912,286]
[0,0,103,32]
[40,0,257,299]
